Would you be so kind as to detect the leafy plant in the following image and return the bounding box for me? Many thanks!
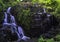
[46,38,54,42]
[38,37,45,42]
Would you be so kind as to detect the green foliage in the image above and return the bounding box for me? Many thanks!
[18,8,31,30]
[55,5,60,14]
[11,5,31,30]
[38,34,60,42]
[32,0,39,4]
[46,38,54,42]
[38,37,46,42]
[0,0,19,11]
[54,34,60,41]
[38,36,54,42]
[31,0,58,13]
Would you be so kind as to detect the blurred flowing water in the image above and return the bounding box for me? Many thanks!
[1,7,30,42]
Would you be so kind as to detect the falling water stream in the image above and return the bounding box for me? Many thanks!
[2,7,30,42]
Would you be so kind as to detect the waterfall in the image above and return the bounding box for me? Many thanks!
[43,8,46,13]
[2,7,30,41]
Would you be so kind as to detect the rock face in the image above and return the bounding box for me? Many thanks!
[0,12,4,28]
[30,13,52,37]
[30,6,59,38]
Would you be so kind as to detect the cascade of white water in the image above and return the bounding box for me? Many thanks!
[3,7,30,41]
[43,8,46,13]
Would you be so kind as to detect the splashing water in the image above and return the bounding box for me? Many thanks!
[2,7,30,41]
